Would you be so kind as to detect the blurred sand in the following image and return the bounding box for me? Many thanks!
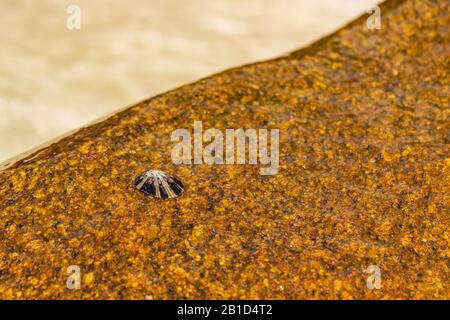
[0,0,377,162]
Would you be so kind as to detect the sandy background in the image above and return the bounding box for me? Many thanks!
[0,0,377,162]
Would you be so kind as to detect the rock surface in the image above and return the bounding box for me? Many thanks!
[0,0,449,299]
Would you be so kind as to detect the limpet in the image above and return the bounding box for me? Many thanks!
[134,170,184,199]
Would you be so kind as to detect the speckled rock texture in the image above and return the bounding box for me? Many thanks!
[0,0,449,299]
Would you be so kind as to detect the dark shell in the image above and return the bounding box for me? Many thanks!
[134,170,184,199]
